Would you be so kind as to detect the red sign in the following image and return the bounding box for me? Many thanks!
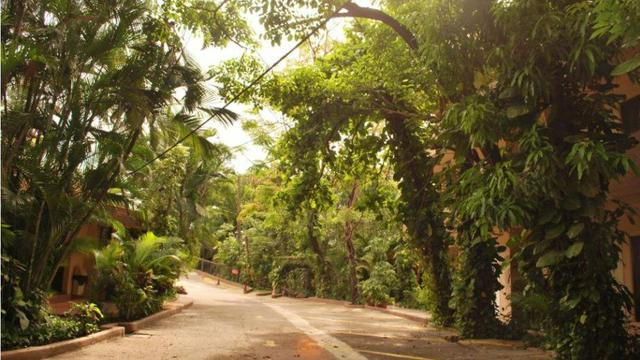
[231,268,239,275]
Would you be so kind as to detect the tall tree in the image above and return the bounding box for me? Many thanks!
[1,0,248,330]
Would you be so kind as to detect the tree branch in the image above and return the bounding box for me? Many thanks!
[333,2,418,51]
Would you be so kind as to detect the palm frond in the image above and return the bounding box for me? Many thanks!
[197,106,238,126]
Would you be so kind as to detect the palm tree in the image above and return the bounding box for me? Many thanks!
[0,0,239,325]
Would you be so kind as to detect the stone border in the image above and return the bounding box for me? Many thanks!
[1,326,125,360]
[1,298,193,359]
[117,299,194,334]
[363,305,427,324]
[458,338,527,350]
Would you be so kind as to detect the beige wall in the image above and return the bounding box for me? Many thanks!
[433,71,640,320]
[610,74,640,316]
[493,73,640,320]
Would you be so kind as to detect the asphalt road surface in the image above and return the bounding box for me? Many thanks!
[51,273,551,360]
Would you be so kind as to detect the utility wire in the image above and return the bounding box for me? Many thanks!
[127,4,347,176]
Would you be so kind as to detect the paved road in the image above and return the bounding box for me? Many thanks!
[51,273,551,360]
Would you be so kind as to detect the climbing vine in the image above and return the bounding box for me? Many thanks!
[385,113,454,326]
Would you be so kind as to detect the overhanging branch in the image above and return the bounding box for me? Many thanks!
[333,2,418,51]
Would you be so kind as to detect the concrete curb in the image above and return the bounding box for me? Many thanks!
[360,305,530,350]
[361,305,531,350]
[306,296,350,306]
[1,298,193,359]
[117,299,194,334]
[194,273,532,352]
[363,305,427,324]
[1,326,125,360]
[458,338,527,350]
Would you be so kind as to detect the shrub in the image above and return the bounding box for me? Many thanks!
[66,302,103,334]
[214,236,244,279]
[1,302,102,350]
[93,232,186,321]
[359,262,398,306]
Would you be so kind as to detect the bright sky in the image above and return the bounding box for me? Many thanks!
[180,5,357,173]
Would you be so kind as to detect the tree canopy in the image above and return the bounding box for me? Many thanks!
[2,0,640,358]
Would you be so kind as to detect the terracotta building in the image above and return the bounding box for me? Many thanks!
[50,207,142,300]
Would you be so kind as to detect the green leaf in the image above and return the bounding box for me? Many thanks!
[534,239,551,255]
[562,196,581,211]
[536,250,564,268]
[545,224,565,240]
[611,56,640,76]
[499,87,518,100]
[506,105,530,118]
[577,182,599,197]
[16,309,29,330]
[564,297,580,310]
[566,223,584,239]
[563,134,587,143]
[579,314,587,324]
[565,242,584,258]
[539,210,557,225]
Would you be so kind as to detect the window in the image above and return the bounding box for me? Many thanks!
[98,225,112,246]
[621,95,640,134]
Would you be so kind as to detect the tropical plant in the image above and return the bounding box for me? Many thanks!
[1,301,102,351]
[1,0,243,332]
[128,142,232,256]
[93,232,186,321]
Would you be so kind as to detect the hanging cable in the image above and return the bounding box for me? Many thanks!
[127,4,347,176]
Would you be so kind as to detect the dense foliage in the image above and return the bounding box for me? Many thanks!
[206,164,422,306]
[1,0,243,347]
[2,0,639,358]
[1,301,103,350]
[93,232,186,321]
[214,0,640,357]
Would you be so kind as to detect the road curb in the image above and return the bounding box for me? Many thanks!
[363,305,427,324]
[458,338,527,350]
[0,326,125,360]
[285,295,428,324]
[306,296,350,306]
[1,297,193,359]
[117,298,194,334]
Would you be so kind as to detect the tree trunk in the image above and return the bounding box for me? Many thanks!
[306,208,328,296]
[343,182,360,304]
[383,109,454,326]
